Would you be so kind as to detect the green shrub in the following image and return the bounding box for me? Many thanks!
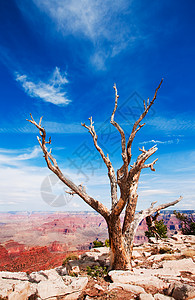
[62,254,79,266]
[159,247,174,254]
[92,240,104,248]
[86,265,107,278]
[105,239,110,247]
[145,217,167,239]
[174,211,195,235]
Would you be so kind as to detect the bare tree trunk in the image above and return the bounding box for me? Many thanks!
[107,215,131,270]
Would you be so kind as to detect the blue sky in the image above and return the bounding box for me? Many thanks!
[0,0,195,212]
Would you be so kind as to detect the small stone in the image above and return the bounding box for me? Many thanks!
[132,250,142,258]
[139,293,154,300]
[94,283,104,291]
[143,252,151,257]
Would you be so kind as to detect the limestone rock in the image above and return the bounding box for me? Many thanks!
[94,283,104,291]
[143,251,152,258]
[139,292,154,299]
[0,271,29,281]
[132,250,142,258]
[29,271,49,283]
[37,270,88,299]
[80,247,110,266]
[167,282,195,300]
[109,270,168,290]
[154,293,174,299]
[55,266,68,276]
[109,282,146,294]
[161,258,195,276]
[8,282,37,300]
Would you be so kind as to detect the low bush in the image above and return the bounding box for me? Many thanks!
[86,265,107,278]
[174,211,195,235]
[159,247,174,254]
[62,254,79,266]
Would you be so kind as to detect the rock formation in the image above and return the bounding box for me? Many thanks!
[0,234,194,299]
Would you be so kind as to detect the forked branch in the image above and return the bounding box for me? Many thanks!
[27,114,110,219]
[127,79,163,163]
[123,196,183,246]
[82,117,118,208]
[111,84,128,166]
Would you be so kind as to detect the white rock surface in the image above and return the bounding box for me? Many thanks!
[109,282,146,294]
[8,282,37,300]
[94,283,104,291]
[132,250,142,258]
[161,258,195,276]
[37,271,88,299]
[139,292,154,299]
[154,293,174,300]
[109,270,168,290]
[0,271,29,281]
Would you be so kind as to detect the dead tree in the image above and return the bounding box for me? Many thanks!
[27,80,182,270]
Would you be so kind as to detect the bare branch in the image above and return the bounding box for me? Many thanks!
[143,100,146,110]
[113,145,158,217]
[139,146,147,153]
[27,115,110,219]
[81,117,118,208]
[130,144,158,176]
[143,158,158,171]
[65,184,86,195]
[110,84,128,166]
[123,196,183,255]
[127,79,163,163]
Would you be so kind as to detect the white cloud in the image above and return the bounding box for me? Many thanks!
[32,0,129,41]
[29,0,141,69]
[148,116,195,132]
[15,67,71,105]
[0,147,41,169]
[140,139,180,145]
[139,189,172,196]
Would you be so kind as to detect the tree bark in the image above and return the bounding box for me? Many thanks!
[107,215,131,270]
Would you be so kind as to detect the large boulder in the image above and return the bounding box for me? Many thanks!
[37,270,88,299]
[166,282,195,300]
[80,247,110,267]
[8,282,37,300]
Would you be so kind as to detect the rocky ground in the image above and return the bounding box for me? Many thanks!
[0,234,194,300]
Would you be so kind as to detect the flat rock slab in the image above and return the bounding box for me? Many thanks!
[139,293,154,300]
[161,258,195,276]
[154,293,174,299]
[37,270,88,299]
[109,270,168,290]
[109,282,146,294]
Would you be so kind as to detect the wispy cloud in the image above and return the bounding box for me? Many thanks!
[29,0,142,69]
[32,0,129,41]
[148,116,195,132]
[140,139,180,145]
[0,146,41,167]
[15,67,71,105]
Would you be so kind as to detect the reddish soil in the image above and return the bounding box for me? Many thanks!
[0,244,84,273]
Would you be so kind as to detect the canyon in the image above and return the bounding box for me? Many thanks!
[0,211,191,273]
